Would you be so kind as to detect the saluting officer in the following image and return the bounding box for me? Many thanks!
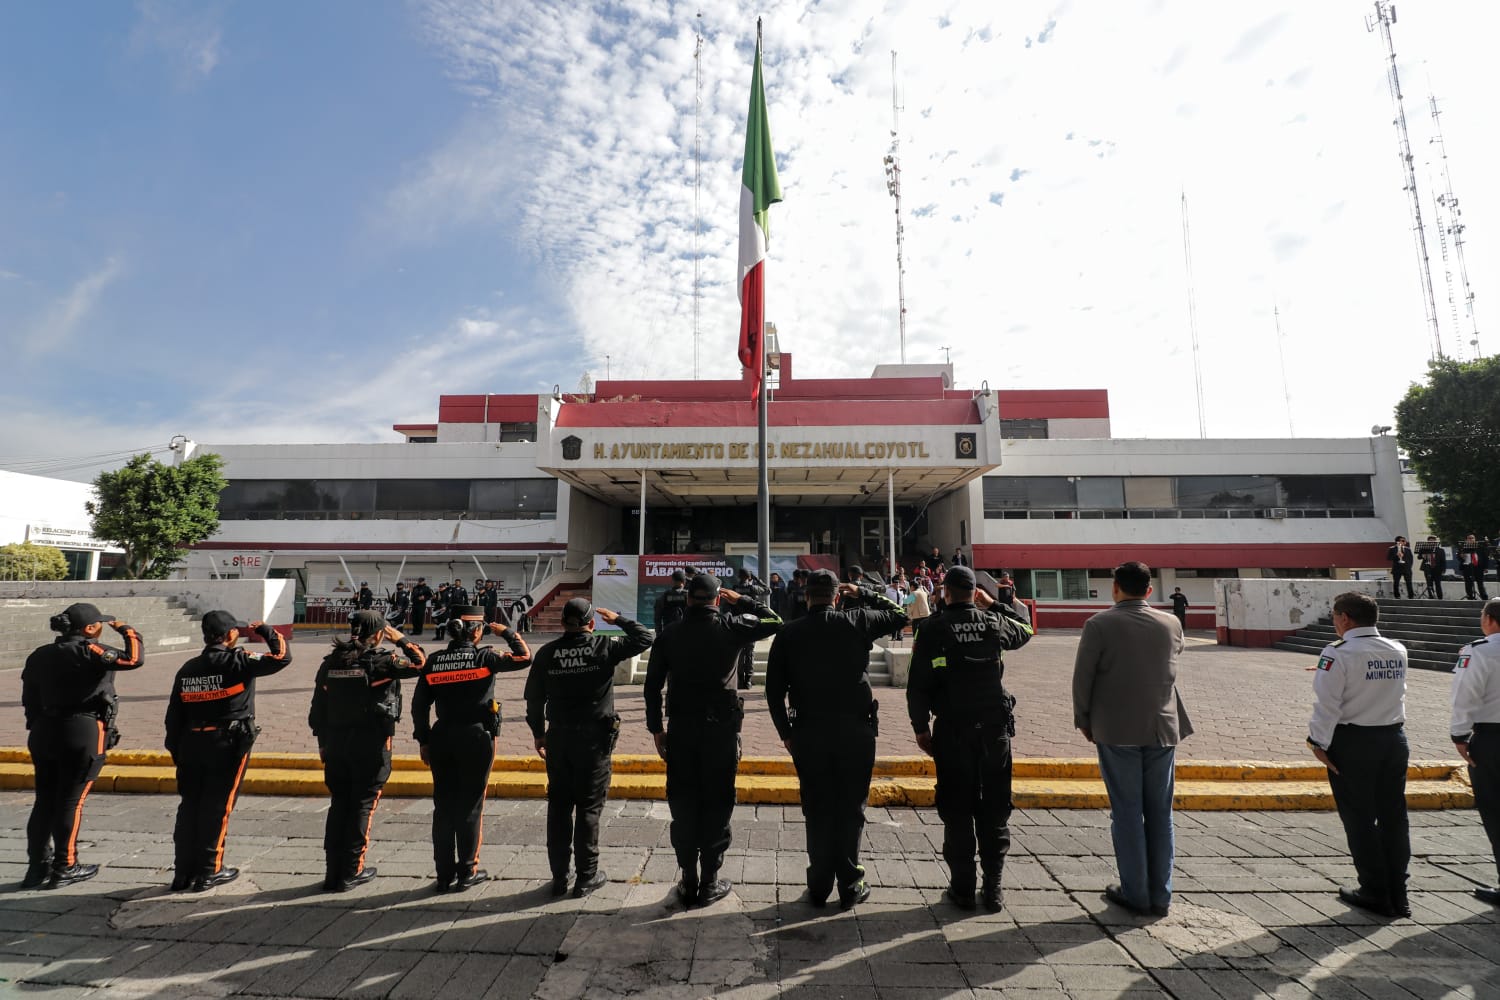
[1307,591,1412,917]
[907,565,1034,911]
[734,568,769,690]
[525,598,654,897]
[654,569,690,630]
[412,605,530,892]
[411,577,434,637]
[1450,598,1500,906]
[766,571,906,908]
[21,603,143,889]
[308,611,426,891]
[165,612,292,892]
[644,574,782,906]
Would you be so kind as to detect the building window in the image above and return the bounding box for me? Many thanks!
[498,422,538,442]
[1000,418,1048,439]
[218,479,559,520]
[1013,569,1091,600]
[1174,568,1240,578]
[983,474,1376,518]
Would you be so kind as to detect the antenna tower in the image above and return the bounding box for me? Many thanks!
[882,50,908,364]
[1273,303,1295,436]
[1179,190,1207,438]
[1366,2,1443,360]
[692,14,704,378]
[1428,94,1482,359]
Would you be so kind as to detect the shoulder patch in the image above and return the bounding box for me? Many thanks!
[1456,655,1472,670]
[1473,637,1490,646]
[740,614,760,625]
[1330,639,1346,647]
[1316,655,1336,671]
[97,647,120,665]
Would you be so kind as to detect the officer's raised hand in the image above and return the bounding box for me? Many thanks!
[381,625,405,643]
[486,620,509,635]
[596,607,620,623]
[718,587,742,604]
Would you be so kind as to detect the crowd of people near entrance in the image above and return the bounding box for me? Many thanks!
[18,565,1500,926]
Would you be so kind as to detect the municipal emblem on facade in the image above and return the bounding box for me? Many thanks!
[561,435,583,461]
[955,432,976,460]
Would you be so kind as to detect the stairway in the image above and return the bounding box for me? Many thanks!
[0,596,202,670]
[527,582,593,633]
[1271,597,1486,672]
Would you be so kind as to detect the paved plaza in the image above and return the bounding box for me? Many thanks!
[0,631,1470,764]
[1,791,1497,998]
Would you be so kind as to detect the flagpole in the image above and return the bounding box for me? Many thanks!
[755,18,771,588]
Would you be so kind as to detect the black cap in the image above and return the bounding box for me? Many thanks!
[417,576,425,581]
[844,565,863,581]
[561,597,594,626]
[944,565,977,590]
[806,569,839,593]
[450,605,485,624]
[671,569,686,582]
[202,609,250,638]
[349,610,387,639]
[688,573,721,599]
[60,603,113,628]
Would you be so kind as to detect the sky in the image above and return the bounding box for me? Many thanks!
[2,0,1497,479]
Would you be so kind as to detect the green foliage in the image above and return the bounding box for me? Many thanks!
[0,542,70,581]
[1395,356,1500,541]
[86,452,226,579]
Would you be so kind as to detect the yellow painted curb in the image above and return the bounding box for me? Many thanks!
[0,753,1476,810]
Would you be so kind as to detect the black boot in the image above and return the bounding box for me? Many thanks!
[22,861,51,890]
[981,871,1004,912]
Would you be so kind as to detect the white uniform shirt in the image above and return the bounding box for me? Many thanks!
[1308,626,1407,749]
[1450,636,1500,738]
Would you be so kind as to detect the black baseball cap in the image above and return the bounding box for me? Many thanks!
[561,597,594,626]
[944,565,977,590]
[671,569,686,582]
[451,605,485,624]
[60,603,112,628]
[688,573,721,599]
[844,564,863,581]
[202,609,250,637]
[806,569,839,594]
[350,610,386,638]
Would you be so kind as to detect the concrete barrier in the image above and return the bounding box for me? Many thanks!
[1215,577,1386,647]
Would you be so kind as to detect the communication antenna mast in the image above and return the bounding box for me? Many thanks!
[1366,2,1444,360]
[1179,190,1207,438]
[1273,303,1295,436]
[882,50,908,364]
[1428,94,1482,359]
[692,13,704,378]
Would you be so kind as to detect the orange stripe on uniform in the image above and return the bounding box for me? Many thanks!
[212,752,251,874]
[356,790,383,875]
[425,668,491,685]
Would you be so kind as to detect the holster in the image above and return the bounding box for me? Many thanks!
[100,693,122,750]
[226,717,260,754]
[606,714,622,753]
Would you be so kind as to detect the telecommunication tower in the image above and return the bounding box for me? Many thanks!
[1427,95,1482,359]
[882,50,908,364]
[1366,2,1444,360]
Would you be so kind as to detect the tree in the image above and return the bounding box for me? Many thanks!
[1395,356,1500,542]
[87,452,226,579]
[0,542,69,581]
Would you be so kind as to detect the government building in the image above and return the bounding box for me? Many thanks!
[178,357,1416,630]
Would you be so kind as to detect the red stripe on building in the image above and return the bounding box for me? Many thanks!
[972,542,1390,570]
[437,395,541,423]
[987,389,1110,420]
[192,542,566,552]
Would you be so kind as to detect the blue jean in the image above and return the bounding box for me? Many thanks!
[1096,744,1176,910]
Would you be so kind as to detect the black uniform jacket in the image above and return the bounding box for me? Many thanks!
[411,631,530,743]
[765,587,907,741]
[22,625,144,728]
[309,638,426,743]
[906,601,1033,735]
[654,587,689,630]
[524,618,655,738]
[411,584,433,606]
[164,625,292,753]
[643,597,782,733]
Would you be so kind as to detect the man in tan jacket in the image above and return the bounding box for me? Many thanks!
[1072,561,1192,917]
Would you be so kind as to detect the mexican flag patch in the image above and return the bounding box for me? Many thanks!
[1457,655,1471,670]
[1316,656,1335,671]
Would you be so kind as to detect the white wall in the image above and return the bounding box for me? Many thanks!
[1048,418,1111,439]
[1215,577,1384,636]
[0,470,100,546]
[0,579,294,627]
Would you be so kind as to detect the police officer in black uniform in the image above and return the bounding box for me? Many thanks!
[309,611,427,891]
[411,577,433,636]
[644,574,782,906]
[389,583,411,627]
[907,565,1034,911]
[525,598,654,897]
[448,578,470,608]
[165,611,292,892]
[786,569,808,621]
[766,571,906,908]
[734,568,769,689]
[412,605,531,892]
[356,582,374,610]
[21,603,143,889]
[654,569,690,630]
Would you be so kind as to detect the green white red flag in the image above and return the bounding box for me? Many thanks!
[737,21,782,404]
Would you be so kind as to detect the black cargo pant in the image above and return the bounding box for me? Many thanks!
[27,714,108,870]
[173,725,254,879]
[1326,723,1410,908]
[428,720,495,881]
[1469,724,1500,884]
[737,646,755,690]
[322,728,394,880]
[933,719,1013,892]
[665,715,740,880]
[411,603,427,635]
[545,721,615,879]
[792,715,877,894]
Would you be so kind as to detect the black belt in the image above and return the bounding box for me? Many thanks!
[1473,722,1500,732]
[1334,722,1404,731]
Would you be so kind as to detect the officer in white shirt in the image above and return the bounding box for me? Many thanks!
[1450,598,1500,906]
[1307,591,1411,918]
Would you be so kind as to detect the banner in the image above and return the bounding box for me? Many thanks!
[592,555,638,634]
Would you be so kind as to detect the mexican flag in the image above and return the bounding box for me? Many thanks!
[737,23,782,403]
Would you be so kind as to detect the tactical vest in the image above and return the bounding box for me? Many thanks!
[931,607,1010,724]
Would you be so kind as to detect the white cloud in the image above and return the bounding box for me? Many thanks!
[393,0,1499,439]
[130,0,225,83]
[22,257,124,356]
